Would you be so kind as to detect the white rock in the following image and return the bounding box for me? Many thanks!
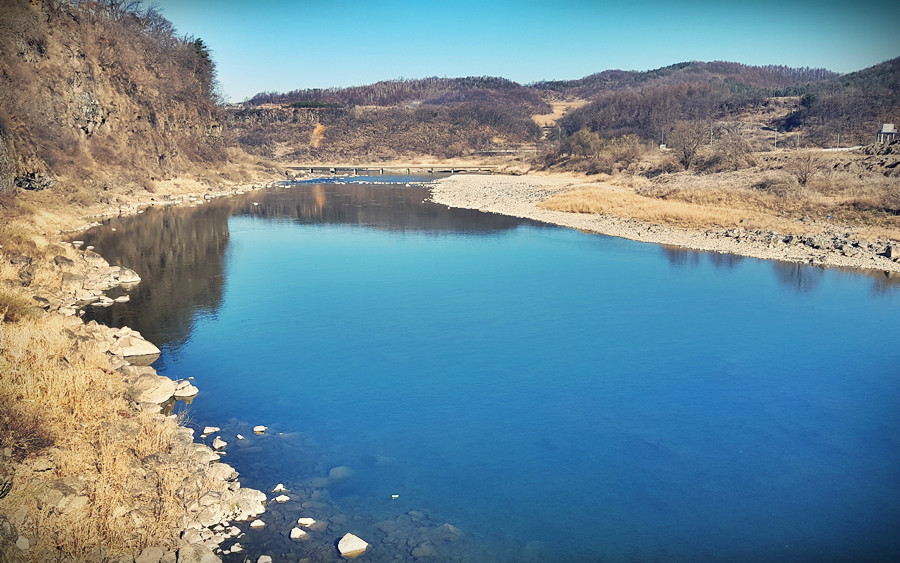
[230,542,243,553]
[126,373,176,404]
[114,295,131,303]
[249,519,265,529]
[174,382,199,398]
[117,267,141,284]
[203,426,220,435]
[274,494,289,503]
[297,517,316,527]
[257,557,273,563]
[272,483,286,492]
[253,425,267,434]
[111,329,160,359]
[289,527,307,540]
[15,537,30,551]
[338,533,368,558]
[212,437,227,450]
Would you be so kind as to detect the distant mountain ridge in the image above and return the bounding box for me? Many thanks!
[245,60,841,108]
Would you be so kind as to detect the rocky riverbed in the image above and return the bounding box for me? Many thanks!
[429,174,900,275]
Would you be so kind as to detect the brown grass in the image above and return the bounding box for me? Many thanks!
[540,157,900,241]
[0,313,193,558]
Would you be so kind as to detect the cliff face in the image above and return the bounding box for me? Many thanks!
[0,0,225,194]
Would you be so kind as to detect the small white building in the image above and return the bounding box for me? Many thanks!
[877,123,896,144]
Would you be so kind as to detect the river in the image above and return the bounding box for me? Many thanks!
[83,179,900,562]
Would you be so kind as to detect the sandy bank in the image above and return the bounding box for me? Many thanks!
[430,174,900,275]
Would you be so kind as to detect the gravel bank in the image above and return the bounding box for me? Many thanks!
[430,174,900,274]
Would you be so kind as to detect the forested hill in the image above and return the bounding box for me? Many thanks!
[0,0,224,194]
[246,76,551,119]
[232,59,900,160]
[530,61,838,97]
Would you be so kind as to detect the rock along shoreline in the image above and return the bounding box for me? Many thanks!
[2,182,283,563]
[429,174,900,275]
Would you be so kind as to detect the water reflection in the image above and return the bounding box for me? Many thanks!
[772,261,825,293]
[660,243,899,294]
[82,182,537,348]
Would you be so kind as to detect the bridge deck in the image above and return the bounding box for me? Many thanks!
[286,165,497,176]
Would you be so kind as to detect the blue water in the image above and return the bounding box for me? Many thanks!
[84,182,900,562]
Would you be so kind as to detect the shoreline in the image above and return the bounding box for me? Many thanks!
[429,174,900,276]
[0,178,281,561]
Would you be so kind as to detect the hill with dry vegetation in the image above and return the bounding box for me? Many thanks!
[0,0,232,197]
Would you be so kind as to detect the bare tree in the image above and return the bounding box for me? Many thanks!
[668,120,710,170]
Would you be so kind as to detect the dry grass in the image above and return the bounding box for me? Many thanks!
[540,155,900,240]
[0,288,40,322]
[539,184,806,232]
[0,313,192,558]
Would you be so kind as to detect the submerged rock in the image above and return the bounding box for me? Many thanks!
[328,466,353,481]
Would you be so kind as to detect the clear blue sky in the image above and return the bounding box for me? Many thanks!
[153,0,900,102]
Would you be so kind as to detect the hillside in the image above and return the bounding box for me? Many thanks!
[229,59,899,162]
[0,0,228,196]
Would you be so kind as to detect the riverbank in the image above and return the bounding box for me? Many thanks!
[0,175,281,561]
[430,174,900,275]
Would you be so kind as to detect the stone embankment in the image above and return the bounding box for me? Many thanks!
[430,174,900,274]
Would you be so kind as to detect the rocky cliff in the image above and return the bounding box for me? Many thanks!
[0,0,225,194]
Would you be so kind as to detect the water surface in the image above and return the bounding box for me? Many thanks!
[84,181,900,562]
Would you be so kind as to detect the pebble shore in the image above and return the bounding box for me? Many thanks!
[430,174,900,274]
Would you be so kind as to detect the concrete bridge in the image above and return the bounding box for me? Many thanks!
[286,165,497,176]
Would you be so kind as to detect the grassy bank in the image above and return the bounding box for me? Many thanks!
[0,162,277,559]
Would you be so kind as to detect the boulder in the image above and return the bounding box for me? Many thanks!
[61,273,86,292]
[174,381,199,398]
[176,544,220,563]
[225,488,266,521]
[249,519,265,529]
[257,557,273,563]
[110,328,161,360]
[53,255,75,267]
[274,494,289,503]
[289,527,306,540]
[272,483,286,492]
[206,463,238,482]
[253,425,267,434]
[202,426,220,435]
[9,255,32,265]
[126,374,176,404]
[81,251,108,268]
[212,437,227,451]
[117,267,141,284]
[136,546,164,563]
[297,517,316,527]
[337,533,368,558]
